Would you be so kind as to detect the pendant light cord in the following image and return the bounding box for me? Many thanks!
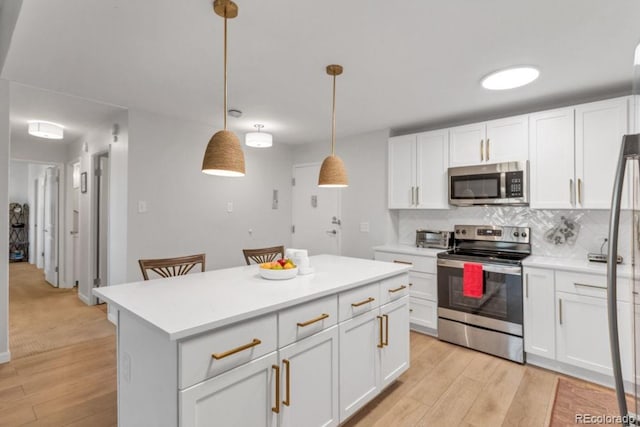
[223,13,228,130]
[331,73,336,156]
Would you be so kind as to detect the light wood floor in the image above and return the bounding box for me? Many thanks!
[0,263,610,427]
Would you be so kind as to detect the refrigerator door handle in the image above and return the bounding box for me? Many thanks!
[607,134,640,425]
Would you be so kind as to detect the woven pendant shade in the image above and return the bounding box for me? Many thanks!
[318,155,348,187]
[202,130,245,176]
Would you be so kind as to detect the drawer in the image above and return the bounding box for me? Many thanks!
[374,251,436,274]
[380,273,410,305]
[338,282,380,321]
[279,295,338,348]
[409,272,437,301]
[409,297,437,330]
[179,313,277,389]
[555,271,630,302]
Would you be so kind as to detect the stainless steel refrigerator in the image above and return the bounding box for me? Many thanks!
[608,44,640,427]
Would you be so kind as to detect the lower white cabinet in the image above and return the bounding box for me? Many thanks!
[409,297,437,330]
[380,297,410,388]
[180,352,279,427]
[278,326,339,427]
[523,268,555,359]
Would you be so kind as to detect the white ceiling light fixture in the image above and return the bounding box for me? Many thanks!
[481,66,540,90]
[245,124,273,148]
[28,121,64,139]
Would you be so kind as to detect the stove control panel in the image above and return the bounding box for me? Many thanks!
[454,225,530,244]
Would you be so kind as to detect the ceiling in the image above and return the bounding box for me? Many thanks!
[2,0,640,145]
[10,83,124,145]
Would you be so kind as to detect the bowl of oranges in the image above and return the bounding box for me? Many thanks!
[259,258,298,280]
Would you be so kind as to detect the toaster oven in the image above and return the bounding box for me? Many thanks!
[416,229,453,249]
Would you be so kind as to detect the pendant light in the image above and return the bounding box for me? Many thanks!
[202,0,245,177]
[318,64,348,187]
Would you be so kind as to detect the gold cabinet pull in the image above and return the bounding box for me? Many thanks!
[388,285,407,293]
[383,314,389,346]
[272,364,280,413]
[416,186,420,205]
[558,299,563,325]
[578,178,583,204]
[393,260,412,265]
[377,316,384,348]
[283,359,291,406]
[297,313,329,327]
[211,338,261,360]
[486,138,490,161]
[409,309,414,313]
[569,179,575,205]
[480,139,484,161]
[411,186,415,205]
[351,297,375,307]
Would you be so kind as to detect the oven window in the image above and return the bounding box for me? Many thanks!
[451,174,501,199]
[437,266,523,324]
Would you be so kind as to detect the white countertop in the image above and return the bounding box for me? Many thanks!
[373,244,446,257]
[523,255,634,278]
[93,255,410,341]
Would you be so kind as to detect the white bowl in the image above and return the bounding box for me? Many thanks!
[259,266,298,280]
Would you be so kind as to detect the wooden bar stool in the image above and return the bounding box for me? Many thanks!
[138,253,206,281]
[242,246,285,265]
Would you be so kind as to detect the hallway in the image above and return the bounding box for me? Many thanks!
[0,262,116,426]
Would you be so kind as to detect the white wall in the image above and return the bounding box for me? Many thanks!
[126,109,293,282]
[0,79,11,363]
[9,159,28,203]
[292,129,395,259]
[11,137,68,164]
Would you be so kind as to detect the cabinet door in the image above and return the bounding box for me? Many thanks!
[388,135,416,209]
[485,115,529,163]
[556,292,633,380]
[279,326,339,427]
[409,297,437,331]
[409,271,437,301]
[529,108,576,209]
[523,268,555,359]
[379,296,410,389]
[449,122,485,167]
[415,129,449,209]
[575,97,630,209]
[179,352,278,427]
[338,309,380,422]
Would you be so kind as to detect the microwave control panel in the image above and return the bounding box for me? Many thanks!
[505,171,524,198]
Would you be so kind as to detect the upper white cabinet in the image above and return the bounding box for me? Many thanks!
[449,115,528,167]
[388,130,449,209]
[530,97,630,209]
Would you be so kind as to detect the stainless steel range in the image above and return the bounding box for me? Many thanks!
[437,224,531,363]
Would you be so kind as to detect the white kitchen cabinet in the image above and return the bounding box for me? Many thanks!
[575,97,630,209]
[529,107,575,209]
[556,291,633,381]
[388,130,449,209]
[279,326,339,427]
[523,267,555,359]
[409,297,437,330]
[379,296,410,389]
[180,352,279,427]
[449,115,528,167]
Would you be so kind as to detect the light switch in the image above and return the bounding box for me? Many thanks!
[137,200,147,213]
[360,222,370,232]
[227,202,233,213]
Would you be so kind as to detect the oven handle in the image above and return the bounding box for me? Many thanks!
[437,258,522,276]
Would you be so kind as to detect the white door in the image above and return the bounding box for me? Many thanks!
[379,296,410,389]
[35,176,45,269]
[72,162,80,287]
[415,130,449,209]
[338,309,380,421]
[279,326,339,427]
[292,164,341,256]
[523,268,556,359]
[388,135,416,208]
[179,352,278,427]
[96,154,110,291]
[575,97,630,209]
[449,122,485,167]
[485,115,529,163]
[529,108,576,209]
[43,167,59,287]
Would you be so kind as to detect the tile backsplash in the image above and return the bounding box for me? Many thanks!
[397,207,632,262]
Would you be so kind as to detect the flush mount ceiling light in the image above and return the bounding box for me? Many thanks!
[245,124,273,148]
[201,0,245,177]
[28,121,64,139]
[481,66,540,90]
[318,64,348,188]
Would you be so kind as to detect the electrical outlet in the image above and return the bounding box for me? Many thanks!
[227,202,233,213]
[360,222,370,232]
[137,200,147,213]
[272,190,279,209]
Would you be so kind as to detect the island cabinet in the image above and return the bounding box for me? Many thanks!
[93,255,411,427]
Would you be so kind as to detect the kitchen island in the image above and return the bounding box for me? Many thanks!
[94,254,411,427]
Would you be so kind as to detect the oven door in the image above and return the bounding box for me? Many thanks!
[437,258,523,336]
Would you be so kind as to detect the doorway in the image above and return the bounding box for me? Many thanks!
[93,152,110,303]
[291,163,342,256]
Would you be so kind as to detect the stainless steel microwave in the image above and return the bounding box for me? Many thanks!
[448,161,529,206]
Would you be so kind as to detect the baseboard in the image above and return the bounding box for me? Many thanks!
[410,323,438,337]
[78,293,91,305]
[0,351,11,364]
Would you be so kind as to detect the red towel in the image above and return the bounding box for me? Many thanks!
[463,263,484,299]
